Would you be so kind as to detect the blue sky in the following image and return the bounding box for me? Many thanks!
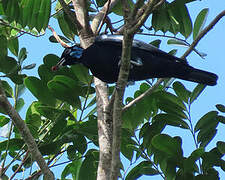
[2,0,224,179]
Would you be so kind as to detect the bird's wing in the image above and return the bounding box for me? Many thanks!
[95,35,186,64]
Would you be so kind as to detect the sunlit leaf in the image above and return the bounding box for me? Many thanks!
[190,84,206,104]
[194,111,218,132]
[216,104,225,113]
[24,76,56,106]
[193,8,209,40]
[149,39,161,48]
[173,81,191,103]
[18,47,27,64]
[125,161,158,180]
[167,39,189,47]
[79,149,98,180]
[8,37,19,56]
[152,134,183,157]
[217,141,225,155]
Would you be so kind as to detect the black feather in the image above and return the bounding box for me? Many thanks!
[53,35,218,86]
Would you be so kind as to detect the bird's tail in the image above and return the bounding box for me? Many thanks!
[184,68,218,86]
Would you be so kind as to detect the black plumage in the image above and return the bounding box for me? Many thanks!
[53,35,218,86]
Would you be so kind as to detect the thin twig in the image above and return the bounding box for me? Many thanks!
[123,78,164,112]
[0,20,45,38]
[137,32,204,58]
[181,9,225,59]
[91,0,119,34]
[97,0,111,34]
[48,25,70,48]
[10,151,30,180]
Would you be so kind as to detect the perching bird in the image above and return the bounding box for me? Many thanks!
[52,35,218,86]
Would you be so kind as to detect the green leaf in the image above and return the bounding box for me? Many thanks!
[2,0,20,22]
[153,91,187,119]
[1,80,13,98]
[57,12,77,40]
[96,0,107,7]
[61,159,82,180]
[173,81,191,103]
[111,0,134,16]
[152,4,171,33]
[217,141,225,154]
[202,148,223,173]
[72,135,87,154]
[140,121,166,149]
[79,149,98,180]
[167,39,189,47]
[35,105,75,122]
[20,0,33,27]
[216,104,225,113]
[0,116,10,127]
[39,141,61,155]
[218,115,225,124]
[121,129,137,161]
[189,147,205,161]
[197,129,217,148]
[190,83,206,103]
[125,161,158,180]
[193,8,209,40]
[149,39,161,48]
[0,139,24,151]
[154,91,186,110]
[22,63,36,70]
[36,0,51,31]
[0,35,7,59]
[168,0,192,38]
[71,64,92,84]
[8,37,19,56]
[76,116,98,144]
[24,76,56,106]
[152,134,183,157]
[47,75,81,108]
[15,98,24,112]
[0,56,18,74]
[49,35,71,44]
[18,47,27,64]
[168,49,177,56]
[17,84,26,97]
[153,113,189,129]
[194,111,218,132]
[67,145,77,160]
[28,0,41,29]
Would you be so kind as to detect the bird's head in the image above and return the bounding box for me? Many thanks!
[52,45,84,71]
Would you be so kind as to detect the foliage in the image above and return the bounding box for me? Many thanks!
[0,0,224,179]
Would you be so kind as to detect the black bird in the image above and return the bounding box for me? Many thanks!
[52,35,218,86]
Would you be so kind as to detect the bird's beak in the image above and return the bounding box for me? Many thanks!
[51,57,66,71]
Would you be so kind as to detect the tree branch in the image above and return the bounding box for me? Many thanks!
[181,9,225,59]
[123,78,164,111]
[91,0,119,34]
[0,80,54,180]
[48,25,70,48]
[96,0,111,35]
[111,33,133,180]
[58,0,82,31]
[128,0,164,34]
[72,0,94,47]
[94,78,113,180]
[110,1,135,179]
